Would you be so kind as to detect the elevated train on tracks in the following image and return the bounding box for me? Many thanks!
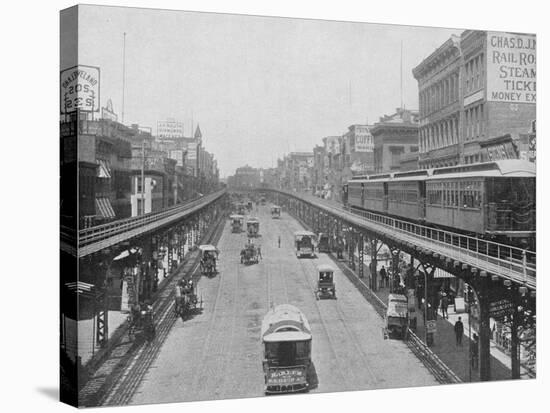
[343,160,536,249]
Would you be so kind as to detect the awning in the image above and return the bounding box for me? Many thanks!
[64,281,96,297]
[97,159,111,178]
[95,197,116,218]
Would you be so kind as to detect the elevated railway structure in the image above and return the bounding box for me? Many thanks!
[259,188,535,382]
[61,189,228,356]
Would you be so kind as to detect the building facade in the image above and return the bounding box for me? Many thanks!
[370,108,419,173]
[413,31,536,169]
[342,124,375,175]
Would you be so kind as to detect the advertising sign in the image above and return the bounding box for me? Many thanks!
[60,65,100,113]
[486,32,536,103]
[157,118,184,139]
[266,367,306,386]
[355,127,374,152]
[489,298,514,321]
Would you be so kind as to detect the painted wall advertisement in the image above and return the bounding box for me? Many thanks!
[354,127,374,152]
[486,32,536,103]
[60,65,100,113]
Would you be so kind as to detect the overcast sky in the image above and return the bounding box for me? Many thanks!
[74,5,460,177]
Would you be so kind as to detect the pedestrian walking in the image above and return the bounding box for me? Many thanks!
[440,293,449,319]
[379,266,387,288]
[278,235,281,248]
[454,316,464,346]
[257,245,263,260]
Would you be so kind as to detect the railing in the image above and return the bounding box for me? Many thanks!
[79,189,226,247]
[273,189,536,290]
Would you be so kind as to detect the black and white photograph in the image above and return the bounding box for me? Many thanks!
[57,4,539,408]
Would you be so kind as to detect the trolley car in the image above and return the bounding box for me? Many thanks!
[261,304,312,394]
[294,231,316,258]
[247,217,260,237]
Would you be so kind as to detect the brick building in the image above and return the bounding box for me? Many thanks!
[413,30,536,169]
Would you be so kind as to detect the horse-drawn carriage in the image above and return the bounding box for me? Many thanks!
[199,244,219,277]
[271,205,281,219]
[174,279,203,317]
[127,301,156,341]
[237,203,246,215]
[241,242,260,265]
[315,264,336,299]
[230,214,244,233]
[247,218,260,238]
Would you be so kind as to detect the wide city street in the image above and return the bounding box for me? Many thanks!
[129,203,437,404]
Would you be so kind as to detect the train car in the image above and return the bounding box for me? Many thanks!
[387,170,428,221]
[425,160,536,236]
[345,160,535,244]
[261,304,312,394]
[348,174,390,214]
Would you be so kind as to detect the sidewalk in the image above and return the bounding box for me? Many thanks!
[372,285,518,382]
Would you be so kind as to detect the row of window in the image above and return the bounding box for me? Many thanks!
[465,103,485,141]
[419,116,459,153]
[388,189,418,203]
[465,53,485,94]
[419,72,459,117]
[427,181,482,209]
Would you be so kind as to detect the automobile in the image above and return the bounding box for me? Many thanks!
[316,264,336,299]
[271,205,281,219]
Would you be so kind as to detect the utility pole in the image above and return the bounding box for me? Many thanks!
[141,139,145,215]
[400,40,403,110]
[122,32,127,125]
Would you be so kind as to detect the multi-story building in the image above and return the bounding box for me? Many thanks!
[227,165,261,190]
[370,108,419,172]
[287,152,314,191]
[312,145,326,194]
[413,30,536,169]
[77,118,135,224]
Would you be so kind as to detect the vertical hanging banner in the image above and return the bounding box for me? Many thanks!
[60,65,100,113]
[486,32,536,103]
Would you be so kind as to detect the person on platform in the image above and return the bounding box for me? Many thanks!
[454,317,464,346]
[440,292,449,319]
[379,266,387,288]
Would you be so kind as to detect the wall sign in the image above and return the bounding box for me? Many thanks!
[60,65,100,113]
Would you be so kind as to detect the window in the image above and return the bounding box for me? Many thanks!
[461,181,481,209]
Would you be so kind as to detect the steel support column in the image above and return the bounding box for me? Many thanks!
[478,276,492,381]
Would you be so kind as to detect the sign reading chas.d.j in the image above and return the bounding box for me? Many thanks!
[60,65,100,113]
[486,32,536,104]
